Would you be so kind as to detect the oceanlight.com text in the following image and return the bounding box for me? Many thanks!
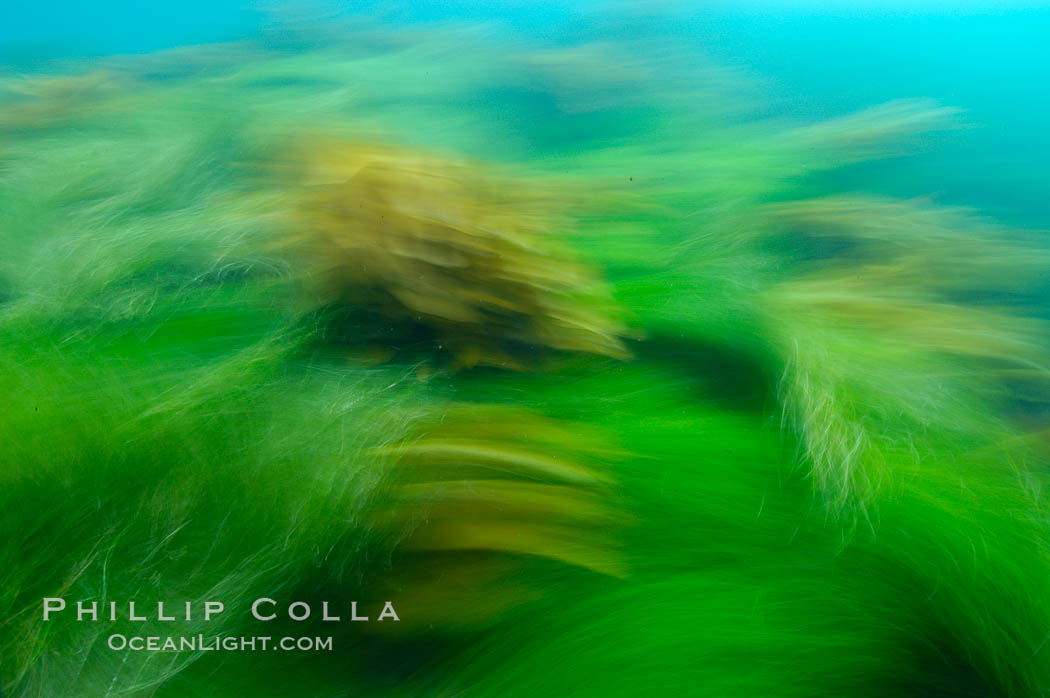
[107,634,334,652]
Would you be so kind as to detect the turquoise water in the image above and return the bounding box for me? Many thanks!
[3,3,1047,220]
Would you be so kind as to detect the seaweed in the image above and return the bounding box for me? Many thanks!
[2,12,1050,698]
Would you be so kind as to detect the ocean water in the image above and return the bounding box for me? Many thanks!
[3,2,1048,220]
[2,3,1050,697]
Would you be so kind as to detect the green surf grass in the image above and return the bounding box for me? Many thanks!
[2,15,1050,698]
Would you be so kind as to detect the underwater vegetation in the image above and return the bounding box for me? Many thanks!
[2,9,1050,698]
[266,139,629,368]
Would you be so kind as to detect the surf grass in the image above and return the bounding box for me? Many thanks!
[2,14,1050,698]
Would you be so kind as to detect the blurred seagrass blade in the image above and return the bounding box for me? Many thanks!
[0,70,131,132]
[772,99,963,173]
[760,195,1050,514]
[766,195,1050,293]
[366,405,627,629]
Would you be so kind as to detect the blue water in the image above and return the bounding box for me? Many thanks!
[2,1,1047,225]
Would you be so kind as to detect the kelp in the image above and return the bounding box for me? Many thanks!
[265,139,630,368]
[367,405,626,629]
